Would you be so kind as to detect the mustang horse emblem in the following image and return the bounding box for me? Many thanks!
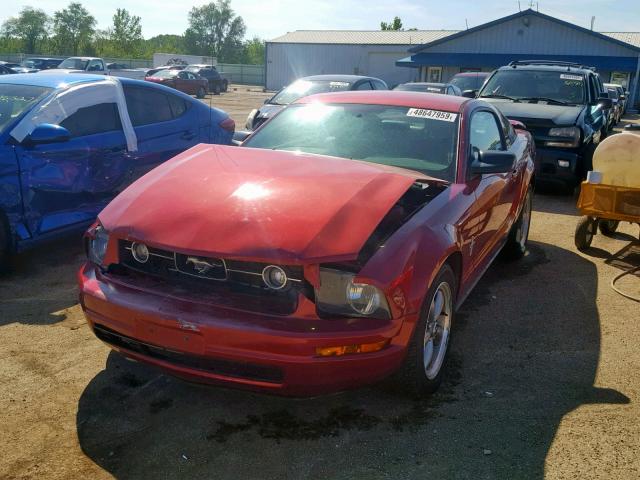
[185,256,223,275]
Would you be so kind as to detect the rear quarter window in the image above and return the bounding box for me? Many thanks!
[123,85,189,126]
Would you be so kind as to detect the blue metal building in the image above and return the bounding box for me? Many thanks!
[396,9,640,108]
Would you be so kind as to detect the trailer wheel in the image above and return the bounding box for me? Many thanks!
[599,220,619,236]
[575,216,597,251]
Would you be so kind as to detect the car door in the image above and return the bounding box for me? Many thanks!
[122,84,199,177]
[464,109,511,272]
[13,102,128,237]
[175,71,191,94]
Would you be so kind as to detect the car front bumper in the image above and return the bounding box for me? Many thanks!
[78,263,413,396]
[534,147,581,187]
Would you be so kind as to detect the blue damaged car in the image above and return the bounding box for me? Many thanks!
[0,73,234,267]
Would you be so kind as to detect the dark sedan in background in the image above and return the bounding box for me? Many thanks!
[394,82,462,96]
[21,58,62,70]
[244,74,388,130]
[145,69,209,98]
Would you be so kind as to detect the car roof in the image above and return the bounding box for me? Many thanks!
[295,90,469,112]
[497,64,593,74]
[403,82,448,87]
[301,74,382,83]
[188,64,216,68]
[26,57,60,61]
[0,73,107,88]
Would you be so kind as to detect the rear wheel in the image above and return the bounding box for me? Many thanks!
[222,80,228,92]
[196,86,206,99]
[213,83,221,95]
[575,216,597,251]
[393,264,456,394]
[599,220,619,236]
[503,187,533,259]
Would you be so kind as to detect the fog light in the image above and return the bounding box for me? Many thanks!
[557,160,570,168]
[315,340,389,357]
[131,242,149,263]
[262,265,288,290]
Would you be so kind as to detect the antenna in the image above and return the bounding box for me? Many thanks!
[590,16,596,30]
[209,49,214,144]
[518,1,521,12]
[465,18,469,29]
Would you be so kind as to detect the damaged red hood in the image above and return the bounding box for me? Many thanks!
[99,144,432,263]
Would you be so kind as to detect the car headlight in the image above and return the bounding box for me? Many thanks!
[546,126,581,148]
[87,225,110,265]
[315,268,391,319]
[245,109,258,129]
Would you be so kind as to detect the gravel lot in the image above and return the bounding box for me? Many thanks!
[1,93,639,479]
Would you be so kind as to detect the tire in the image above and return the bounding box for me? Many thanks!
[393,264,457,394]
[213,84,221,95]
[222,80,228,92]
[503,187,533,260]
[599,219,619,236]
[0,215,11,273]
[196,86,206,99]
[575,216,597,251]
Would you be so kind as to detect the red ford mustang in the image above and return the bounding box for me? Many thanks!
[78,91,534,396]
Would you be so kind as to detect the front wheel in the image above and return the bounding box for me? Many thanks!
[222,80,228,92]
[393,264,456,394]
[213,83,221,95]
[503,187,533,259]
[196,86,206,99]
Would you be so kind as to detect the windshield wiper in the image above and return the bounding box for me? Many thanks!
[479,94,519,102]
[519,97,568,105]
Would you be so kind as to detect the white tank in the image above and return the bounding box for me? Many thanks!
[592,131,640,188]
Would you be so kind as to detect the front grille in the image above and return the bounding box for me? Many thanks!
[94,324,284,383]
[113,240,309,315]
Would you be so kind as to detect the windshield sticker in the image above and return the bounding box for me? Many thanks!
[560,74,583,81]
[406,108,457,122]
[427,87,442,92]
[329,82,349,87]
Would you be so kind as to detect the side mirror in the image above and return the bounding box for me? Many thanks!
[619,94,626,100]
[509,119,527,130]
[25,124,71,145]
[462,89,478,98]
[470,150,516,175]
[232,129,252,146]
[597,96,613,109]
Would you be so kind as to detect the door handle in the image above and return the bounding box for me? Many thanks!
[181,131,197,140]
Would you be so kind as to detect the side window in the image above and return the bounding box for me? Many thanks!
[167,93,188,118]
[178,71,188,79]
[469,111,504,154]
[187,72,197,80]
[87,59,103,72]
[123,85,174,126]
[372,80,386,90]
[496,112,516,147]
[60,103,122,137]
[355,81,372,90]
[588,75,598,102]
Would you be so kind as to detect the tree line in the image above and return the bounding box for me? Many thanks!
[0,0,265,64]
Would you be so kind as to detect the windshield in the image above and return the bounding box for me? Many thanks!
[58,58,89,70]
[244,103,459,182]
[0,84,52,134]
[451,75,483,91]
[270,80,353,105]
[480,70,585,104]
[22,60,37,68]
[154,69,177,78]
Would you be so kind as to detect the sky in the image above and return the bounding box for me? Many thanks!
[3,0,640,40]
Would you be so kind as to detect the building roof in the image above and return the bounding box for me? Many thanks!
[268,30,458,45]
[269,15,640,50]
[409,9,640,53]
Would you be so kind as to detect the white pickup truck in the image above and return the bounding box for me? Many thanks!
[46,57,147,80]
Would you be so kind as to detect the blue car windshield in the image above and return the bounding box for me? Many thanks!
[0,84,52,134]
[243,103,459,182]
